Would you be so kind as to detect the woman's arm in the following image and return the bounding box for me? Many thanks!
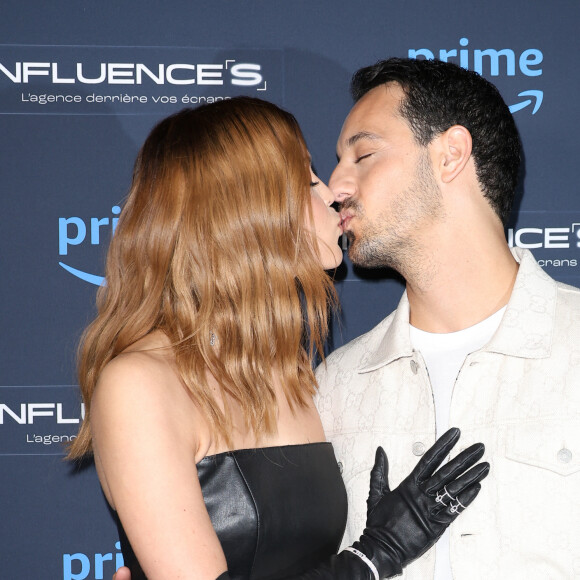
[92,353,227,580]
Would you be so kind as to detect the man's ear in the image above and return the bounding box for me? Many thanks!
[438,125,472,184]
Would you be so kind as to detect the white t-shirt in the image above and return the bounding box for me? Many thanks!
[409,307,505,580]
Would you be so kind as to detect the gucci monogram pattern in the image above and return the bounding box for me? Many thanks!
[316,249,580,579]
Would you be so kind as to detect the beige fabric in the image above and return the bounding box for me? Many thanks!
[316,248,580,579]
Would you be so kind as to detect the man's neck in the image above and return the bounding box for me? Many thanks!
[405,229,519,333]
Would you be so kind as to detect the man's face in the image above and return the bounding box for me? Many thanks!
[330,83,442,272]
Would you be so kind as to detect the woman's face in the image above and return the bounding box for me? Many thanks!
[308,169,344,269]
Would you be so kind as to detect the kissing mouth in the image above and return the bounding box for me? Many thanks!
[340,211,354,231]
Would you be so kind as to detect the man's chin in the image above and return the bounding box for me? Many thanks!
[346,235,367,264]
[347,239,395,270]
[347,242,374,268]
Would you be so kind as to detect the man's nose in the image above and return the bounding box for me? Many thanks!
[329,166,353,203]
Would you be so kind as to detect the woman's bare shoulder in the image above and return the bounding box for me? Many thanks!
[92,330,211,453]
[96,332,178,399]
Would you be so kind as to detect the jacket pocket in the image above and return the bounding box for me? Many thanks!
[504,417,580,476]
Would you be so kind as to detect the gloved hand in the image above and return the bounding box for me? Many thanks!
[352,427,489,578]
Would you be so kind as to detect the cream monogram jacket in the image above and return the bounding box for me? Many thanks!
[316,248,580,579]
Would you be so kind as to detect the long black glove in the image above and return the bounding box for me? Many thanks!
[217,428,488,580]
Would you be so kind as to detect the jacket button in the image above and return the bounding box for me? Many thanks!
[410,360,419,374]
[412,442,426,456]
[557,448,572,463]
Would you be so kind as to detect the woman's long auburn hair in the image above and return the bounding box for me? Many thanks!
[67,97,337,458]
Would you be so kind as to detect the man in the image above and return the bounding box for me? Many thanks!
[316,57,580,579]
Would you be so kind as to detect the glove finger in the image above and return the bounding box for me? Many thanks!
[413,427,461,483]
[367,446,390,516]
[432,482,482,524]
[425,443,485,492]
[444,462,490,498]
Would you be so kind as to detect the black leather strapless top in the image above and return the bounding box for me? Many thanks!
[115,442,348,579]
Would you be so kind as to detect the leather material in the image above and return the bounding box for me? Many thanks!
[115,442,348,579]
[353,429,488,577]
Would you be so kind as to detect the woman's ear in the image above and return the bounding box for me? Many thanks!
[438,125,473,184]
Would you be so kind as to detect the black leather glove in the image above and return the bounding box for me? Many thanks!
[352,427,489,578]
[285,427,489,579]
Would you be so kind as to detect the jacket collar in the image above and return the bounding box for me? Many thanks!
[484,247,556,358]
[358,248,556,373]
[358,291,413,373]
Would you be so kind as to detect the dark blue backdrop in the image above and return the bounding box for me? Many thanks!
[2,2,579,578]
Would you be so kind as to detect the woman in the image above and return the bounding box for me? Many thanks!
[67,97,488,580]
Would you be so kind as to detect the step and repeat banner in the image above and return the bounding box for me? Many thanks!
[1,2,579,578]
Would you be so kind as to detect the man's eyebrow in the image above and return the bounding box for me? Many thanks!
[345,131,382,149]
